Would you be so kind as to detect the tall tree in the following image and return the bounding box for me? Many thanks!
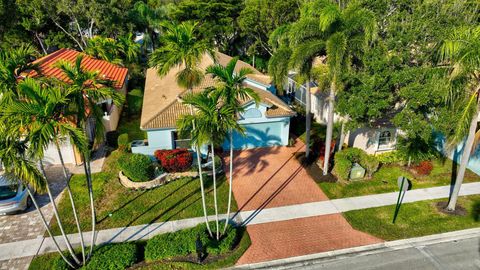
[301,0,377,174]
[149,21,215,236]
[1,78,89,266]
[177,90,238,240]
[129,1,167,52]
[238,0,300,57]
[170,0,243,52]
[55,55,124,259]
[440,26,480,211]
[205,58,260,234]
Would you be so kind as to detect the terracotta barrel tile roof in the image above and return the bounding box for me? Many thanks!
[27,48,128,89]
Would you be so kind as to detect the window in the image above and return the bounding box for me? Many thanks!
[378,131,392,148]
[242,108,262,119]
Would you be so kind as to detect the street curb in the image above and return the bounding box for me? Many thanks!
[231,227,480,269]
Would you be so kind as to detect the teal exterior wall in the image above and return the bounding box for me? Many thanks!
[222,103,290,149]
[133,101,291,155]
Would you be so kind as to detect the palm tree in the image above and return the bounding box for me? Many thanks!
[205,58,260,234]
[1,78,89,265]
[0,45,38,98]
[85,35,140,66]
[55,55,124,259]
[0,112,76,268]
[440,26,480,211]
[290,0,377,173]
[177,90,238,240]
[149,21,215,236]
[131,1,166,52]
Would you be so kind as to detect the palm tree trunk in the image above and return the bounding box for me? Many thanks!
[54,140,85,265]
[338,121,346,151]
[222,131,234,234]
[210,143,220,240]
[195,145,213,238]
[38,160,82,264]
[83,157,96,260]
[447,97,479,211]
[26,187,76,269]
[323,81,336,175]
[305,79,312,159]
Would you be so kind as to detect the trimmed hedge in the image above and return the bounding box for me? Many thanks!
[145,221,238,261]
[117,133,130,152]
[83,243,139,270]
[332,148,379,180]
[118,153,154,182]
[376,151,406,165]
[154,149,193,172]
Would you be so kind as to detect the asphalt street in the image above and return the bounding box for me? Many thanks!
[287,237,480,270]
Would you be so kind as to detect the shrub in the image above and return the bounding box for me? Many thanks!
[376,151,406,165]
[145,222,238,261]
[360,154,380,178]
[332,151,352,181]
[84,243,139,270]
[127,89,143,115]
[117,133,130,152]
[412,160,433,176]
[332,148,379,180]
[118,153,154,182]
[154,149,193,172]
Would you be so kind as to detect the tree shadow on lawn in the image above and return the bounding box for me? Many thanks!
[107,176,225,243]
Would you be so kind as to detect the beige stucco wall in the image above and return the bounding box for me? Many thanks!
[344,127,398,155]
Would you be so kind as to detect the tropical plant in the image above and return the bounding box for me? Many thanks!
[177,90,239,240]
[130,1,166,52]
[149,21,214,237]
[0,45,38,98]
[290,0,377,175]
[205,58,260,234]
[1,78,89,266]
[85,34,140,66]
[55,54,124,259]
[440,26,480,211]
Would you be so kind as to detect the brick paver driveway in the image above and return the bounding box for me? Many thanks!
[0,166,66,270]
[227,140,382,265]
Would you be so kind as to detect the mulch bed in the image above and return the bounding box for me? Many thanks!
[294,152,337,183]
[435,201,468,216]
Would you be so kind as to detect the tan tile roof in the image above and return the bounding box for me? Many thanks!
[141,52,293,130]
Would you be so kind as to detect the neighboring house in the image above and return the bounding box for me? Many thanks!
[25,48,129,165]
[286,72,398,155]
[132,52,295,156]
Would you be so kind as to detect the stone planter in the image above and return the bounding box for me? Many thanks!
[118,170,215,190]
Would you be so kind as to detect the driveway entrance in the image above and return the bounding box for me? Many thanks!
[227,140,382,265]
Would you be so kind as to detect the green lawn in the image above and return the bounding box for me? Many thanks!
[50,150,237,235]
[318,159,480,199]
[344,195,480,241]
[117,114,147,141]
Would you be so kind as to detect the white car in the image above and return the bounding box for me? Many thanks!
[0,174,31,215]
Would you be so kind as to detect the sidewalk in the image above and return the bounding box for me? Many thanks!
[0,182,479,262]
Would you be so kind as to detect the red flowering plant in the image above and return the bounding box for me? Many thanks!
[412,161,433,176]
[154,149,193,172]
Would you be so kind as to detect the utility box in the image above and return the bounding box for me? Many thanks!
[349,163,366,180]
